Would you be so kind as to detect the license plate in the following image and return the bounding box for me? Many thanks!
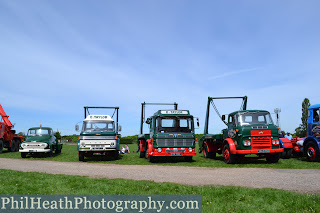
[171,153,181,156]
[29,150,36,152]
[258,150,270,153]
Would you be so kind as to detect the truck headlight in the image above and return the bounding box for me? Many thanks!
[41,143,48,148]
[243,140,251,146]
[189,147,193,152]
[21,143,27,148]
[158,148,162,153]
[272,139,280,145]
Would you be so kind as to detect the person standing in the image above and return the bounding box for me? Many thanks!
[285,132,292,140]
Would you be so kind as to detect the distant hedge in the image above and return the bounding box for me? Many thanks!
[120,135,138,144]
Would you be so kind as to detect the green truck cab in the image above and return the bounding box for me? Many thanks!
[199,96,283,164]
[76,107,121,161]
[138,102,198,162]
[19,126,62,158]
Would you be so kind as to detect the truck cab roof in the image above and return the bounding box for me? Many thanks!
[28,127,52,130]
[309,104,320,110]
[229,110,270,116]
[84,115,114,122]
[153,110,191,117]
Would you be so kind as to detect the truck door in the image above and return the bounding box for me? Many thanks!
[310,108,320,140]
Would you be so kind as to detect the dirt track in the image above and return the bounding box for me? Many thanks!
[0,158,319,194]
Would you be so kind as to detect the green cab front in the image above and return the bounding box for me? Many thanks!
[19,127,62,158]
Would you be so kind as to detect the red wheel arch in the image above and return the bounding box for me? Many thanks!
[223,138,237,154]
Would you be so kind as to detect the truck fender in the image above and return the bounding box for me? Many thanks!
[279,138,293,149]
[145,139,154,157]
[223,138,237,154]
[303,136,320,154]
[139,139,146,151]
[204,141,216,153]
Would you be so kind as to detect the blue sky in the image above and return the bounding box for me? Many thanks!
[0,0,319,136]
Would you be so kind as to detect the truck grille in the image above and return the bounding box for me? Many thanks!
[251,136,271,149]
[156,139,194,147]
[161,135,191,138]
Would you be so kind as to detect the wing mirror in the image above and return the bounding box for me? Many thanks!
[118,125,122,132]
[75,124,79,132]
[222,115,226,121]
[146,118,151,124]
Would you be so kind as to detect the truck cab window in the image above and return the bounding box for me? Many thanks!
[314,109,319,122]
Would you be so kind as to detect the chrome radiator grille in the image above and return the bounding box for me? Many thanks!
[156,139,194,147]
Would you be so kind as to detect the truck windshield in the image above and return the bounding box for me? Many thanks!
[28,129,50,136]
[236,112,274,126]
[156,117,193,133]
[82,121,115,132]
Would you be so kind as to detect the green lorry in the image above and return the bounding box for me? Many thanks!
[138,102,198,162]
[199,96,283,164]
[19,126,63,158]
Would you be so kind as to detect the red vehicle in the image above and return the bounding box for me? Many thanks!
[0,104,23,153]
[280,137,304,158]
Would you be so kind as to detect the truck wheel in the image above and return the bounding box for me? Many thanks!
[147,155,153,163]
[48,149,53,157]
[21,152,27,158]
[306,142,320,162]
[114,151,119,160]
[285,149,292,159]
[223,144,237,164]
[8,139,16,152]
[266,153,280,163]
[184,156,192,162]
[55,146,61,154]
[79,152,84,161]
[203,144,216,159]
[0,140,3,153]
[139,142,145,158]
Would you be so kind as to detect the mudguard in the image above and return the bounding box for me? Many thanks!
[204,141,216,153]
[279,138,293,149]
[223,138,237,154]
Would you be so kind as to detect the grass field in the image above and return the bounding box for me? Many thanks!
[1,143,320,169]
[0,169,319,212]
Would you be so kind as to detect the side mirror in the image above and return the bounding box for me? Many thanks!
[146,118,151,124]
[118,125,122,132]
[75,124,79,132]
[222,115,226,121]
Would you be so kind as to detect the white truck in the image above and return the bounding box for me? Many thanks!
[76,107,121,161]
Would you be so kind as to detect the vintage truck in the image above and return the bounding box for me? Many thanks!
[76,106,121,161]
[138,102,198,162]
[19,126,62,158]
[199,96,283,164]
[280,104,320,161]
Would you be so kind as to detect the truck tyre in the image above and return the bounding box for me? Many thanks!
[266,153,280,163]
[114,151,119,160]
[21,152,27,158]
[79,152,84,161]
[0,140,4,153]
[184,156,192,162]
[8,139,16,152]
[281,149,292,159]
[203,145,216,159]
[147,155,153,163]
[305,142,320,162]
[55,145,62,154]
[138,141,145,158]
[223,144,237,164]
[48,149,53,157]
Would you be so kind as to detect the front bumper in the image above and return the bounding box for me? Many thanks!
[78,139,118,152]
[19,149,51,153]
[150,148,196,157]
[231,148,284,155]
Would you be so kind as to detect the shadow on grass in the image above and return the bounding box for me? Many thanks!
[82,154,124,162]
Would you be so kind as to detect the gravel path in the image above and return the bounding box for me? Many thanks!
[0,158,319,194]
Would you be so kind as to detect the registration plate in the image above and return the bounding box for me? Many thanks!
[29,150,36,152]
[170,153,181,156]
[258,150,270,153]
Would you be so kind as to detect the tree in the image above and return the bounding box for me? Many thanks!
[295,98,310,137]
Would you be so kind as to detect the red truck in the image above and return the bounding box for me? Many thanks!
[0,104,23,153]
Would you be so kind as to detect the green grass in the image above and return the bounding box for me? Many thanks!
[0,169,319,212]
[1,143,320,169]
